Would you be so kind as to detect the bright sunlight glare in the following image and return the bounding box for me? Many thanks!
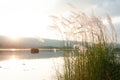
[0,0,59,39]
[11,48,16,51]
[7,55,18,68]
[9,55,18,62]
[0,16,53,39]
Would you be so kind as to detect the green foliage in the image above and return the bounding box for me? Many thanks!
[56,44,120,80]
[50,10,120,80]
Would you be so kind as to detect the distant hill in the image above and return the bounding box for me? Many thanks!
[116,43,120,48]
[0,36,64,48]
[0,35,120,49]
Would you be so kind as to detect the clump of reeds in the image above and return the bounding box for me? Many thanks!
[50,9,120,80]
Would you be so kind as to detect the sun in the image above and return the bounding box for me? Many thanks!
[0,16,56,39]
[0,0,60,40]
[9,36,19,41]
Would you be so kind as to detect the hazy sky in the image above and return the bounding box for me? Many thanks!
[0,0,120,41]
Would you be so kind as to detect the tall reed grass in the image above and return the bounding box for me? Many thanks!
[50,10,120,80]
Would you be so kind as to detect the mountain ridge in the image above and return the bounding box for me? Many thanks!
[0,36,120,49]
[0,36,64,48]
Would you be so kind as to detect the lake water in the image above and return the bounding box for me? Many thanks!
[0,49,64,80]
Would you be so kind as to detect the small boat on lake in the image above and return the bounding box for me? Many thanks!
[31,48,39,54]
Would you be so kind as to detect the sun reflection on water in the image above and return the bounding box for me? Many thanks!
[7,55,19,68]
[0,53,64,80]
[11,48,16,51]
[9,55,18,62]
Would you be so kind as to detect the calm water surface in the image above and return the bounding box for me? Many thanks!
[0,49,64,80]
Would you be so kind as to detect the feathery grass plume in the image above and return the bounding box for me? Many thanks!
[50,9,120,80]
